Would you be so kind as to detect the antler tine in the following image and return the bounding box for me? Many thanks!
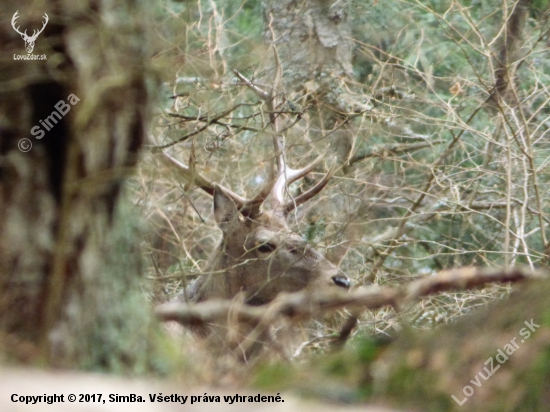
[159,151,214,196]
[158,151,274,217]
[11,11,25,36]
[159,151,242,203]
[234,46,335,215]
[281,157,337,214]
[285,152,326,184]
[33,13,49,38]
[234,49,284,215]
[238,46,335,214]
[270,152,324,209]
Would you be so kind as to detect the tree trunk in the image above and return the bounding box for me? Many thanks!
[491,0,531,104]
[262,0,353,92]
[0,1,163,371]
[261,0,364,265]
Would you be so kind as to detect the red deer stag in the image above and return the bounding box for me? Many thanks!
[157,60,350,307]
[161,150,351,306]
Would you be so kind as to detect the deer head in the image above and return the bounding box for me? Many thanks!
[161,151,351,306]
[11,11,49,54]
[157,48,351,305]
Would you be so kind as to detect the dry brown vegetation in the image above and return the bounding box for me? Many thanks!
[131,0,550,375]
[2,0,550,410]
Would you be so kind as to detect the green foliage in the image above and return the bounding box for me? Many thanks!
[304,217,327,243]
[251,363,295,391]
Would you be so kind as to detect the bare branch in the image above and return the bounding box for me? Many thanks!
[157,267,545,329]
[156,103,249,150]
[156,151,274,217]
[234,48,335,215]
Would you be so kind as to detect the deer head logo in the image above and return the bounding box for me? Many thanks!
[11,11,49,54]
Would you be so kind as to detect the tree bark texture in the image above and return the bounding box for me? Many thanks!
[261,0,360,171]
[262,0,353,94]
[492,0,531,102]
[0,1,162,370]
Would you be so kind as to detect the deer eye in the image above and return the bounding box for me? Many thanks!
[257,243,276,253]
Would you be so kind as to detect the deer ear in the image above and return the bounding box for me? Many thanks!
[213,186,240,229]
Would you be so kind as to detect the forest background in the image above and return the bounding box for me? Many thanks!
[1,0,550,411]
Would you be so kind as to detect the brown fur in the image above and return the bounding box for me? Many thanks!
[186,188,350,305]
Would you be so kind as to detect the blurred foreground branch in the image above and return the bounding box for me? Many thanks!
[156,267,545,329]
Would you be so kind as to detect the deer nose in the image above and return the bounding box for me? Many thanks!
[331,273,351,289]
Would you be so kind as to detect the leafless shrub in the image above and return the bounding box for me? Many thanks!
[134,0,550,367]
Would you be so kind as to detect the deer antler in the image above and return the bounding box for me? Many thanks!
[31,13,48,40]
[11,11,25,37]
[156,46,334,217]
[11,11,48,41]
[157,150,275,218]
[234,46,335,215]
